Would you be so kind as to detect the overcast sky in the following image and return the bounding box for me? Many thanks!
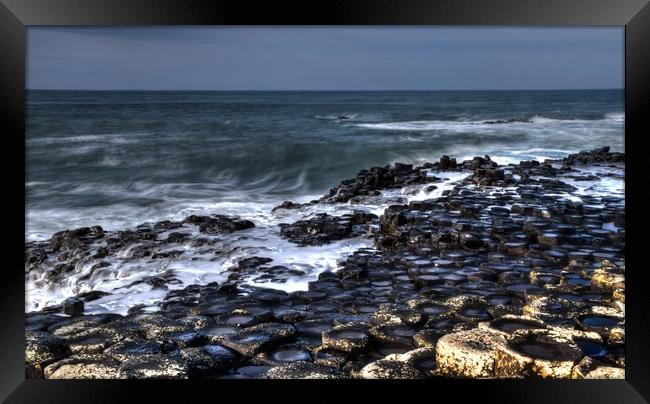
[27,26,624,91]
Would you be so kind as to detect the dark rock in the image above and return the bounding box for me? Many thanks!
[50,226,104,252]
[221,323,296,357]
[322,328,370,353]
[43,354,120,379]
[104,340,163,362]
[62,298,85,316]
[26,331,71,378]
[266,362,346,379]
[279,213,364,246]
[118,355,188,379]
[184,214,254,234]
[180,345,239,376]
[272,201,303,212]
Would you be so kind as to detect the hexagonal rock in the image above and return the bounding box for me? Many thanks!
[127,314,188,340]
[266,362,346,379]
[68,333,116,355]
[591,268,624,291]
[380,347,438,377]
[369,323,416,346]
[322,328,370,353]
[522,297,574,320]
[44,354,120,379]
[255,345,313,366]
[356,359,425,379]
[48,314,120,338]
[584,366,625,379]
[104,340,162,362]
[435,328,513,378]
[26,331,71,378]
[413,329,442,348]
[507,330,583,378]
[312,348,349,368]
[370,307,423,326]
[180,345,239,376]
[480,315,546,336]
[435,327,578,378]
[117,355,188,379]
[221,322,296,357]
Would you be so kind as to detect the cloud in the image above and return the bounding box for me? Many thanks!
[27,27,624,90]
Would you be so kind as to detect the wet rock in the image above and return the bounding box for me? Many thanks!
[507,331,583,378]
[177,315,211,330]
[577,314,623,335]
[184,214,254,234]
[127,313,188,340]
[369,323,416,346]
[165,232,189,243]
[179,345,239,376]
[165,331,206,348]
[274,308,310,323]
[118,355,188,379]
[271,201,303,212]
[413,328,446,348]
[313,348,349,368]
[266,362,346,379]
[26,331,71,378]
[356,359,425,379]
[484,315,546,335]
[199,323,240,344]
[322,327,370,353]
[26,313,69,332]
[321,163,437,204]
[151,249,184,259]
[76,290,111,302]
[25,248,48,268]
[352,210,379,224]
[24,147,625,379]
[279,213,368,245]
[256,345,313,366]
[104,340,163,362]
[64,329,122,355]
[237,256,273,270]
[50,226,104,252]
[62,298,84,316]
[153,220,183,230]
[221,322,296,357]
[44,354,120,379]
[370,306,423,327]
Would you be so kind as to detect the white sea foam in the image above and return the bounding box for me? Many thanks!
[604,112,625,122]
[354,113,624,132]
[26,160,625,315]
[25,169,475,314]
[28,133,144,145]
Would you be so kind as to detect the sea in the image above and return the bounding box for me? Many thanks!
[25,89,625,313]
[26,89,624,242]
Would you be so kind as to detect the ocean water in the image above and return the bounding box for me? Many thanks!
[26,89,624,241]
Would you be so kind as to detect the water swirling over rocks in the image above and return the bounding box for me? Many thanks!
[25,147,625,379]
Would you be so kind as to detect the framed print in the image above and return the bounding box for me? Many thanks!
[1,0,649,402]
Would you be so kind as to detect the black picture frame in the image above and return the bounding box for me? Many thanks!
[1,0,648,402]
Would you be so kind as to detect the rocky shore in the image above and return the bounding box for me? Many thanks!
[25,147,625,379]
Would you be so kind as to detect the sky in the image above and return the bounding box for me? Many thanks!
[26,27,624,91]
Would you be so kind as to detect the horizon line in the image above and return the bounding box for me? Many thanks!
[27,88,624,92]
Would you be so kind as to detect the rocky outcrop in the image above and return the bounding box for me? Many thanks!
[25,147,625,379]
[279,212,377,246]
